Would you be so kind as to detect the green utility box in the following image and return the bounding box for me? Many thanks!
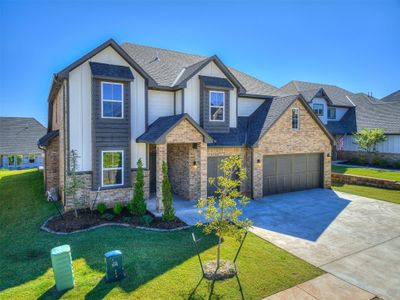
[105,250,125,282]
[50,245,74,291]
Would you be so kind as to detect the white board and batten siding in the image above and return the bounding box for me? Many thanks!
[184,61,237,127]
[342,135,400,154]
[148,90,175,124]
[69,46,147,171]
[238,97,265,116]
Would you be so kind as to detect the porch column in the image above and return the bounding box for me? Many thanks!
[199,142,208,199]
[156,143,167,211]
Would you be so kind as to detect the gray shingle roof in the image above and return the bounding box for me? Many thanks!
[38,130,59,148]
[120,42,280,96]
[89,62,134,80]
[279,80,355,107]
[0,117,46,155]
[381,90,400,102]
[209,94,330,147]
[136,114,213,144]
[326,93,400,134]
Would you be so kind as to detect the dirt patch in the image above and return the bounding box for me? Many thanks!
[203,260,237,281]
[45,208,187,233]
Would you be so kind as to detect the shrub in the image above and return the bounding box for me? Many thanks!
[122,216,132,223]
[130,158,146,216]
[101,213,114,221]
[358,155,368,165]
[350,157,360,165]
[96,203,107,215]
[392,161,400,169]
[161,161,175,222]
[140,214,154,227]
[113,202,123,215]
[377,159,390,168]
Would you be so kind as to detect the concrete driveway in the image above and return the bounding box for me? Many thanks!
[246,189,400,300]
[167,189,400,300]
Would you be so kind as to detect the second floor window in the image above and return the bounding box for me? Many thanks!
[292,108,300,129]
[209,91,225,121]
[312,103,324,116]
[328,107,336,119]
[101,82,123,119]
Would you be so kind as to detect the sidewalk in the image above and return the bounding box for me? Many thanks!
[263,274,375,300]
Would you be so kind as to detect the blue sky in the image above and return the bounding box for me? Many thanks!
[1,0,399,126]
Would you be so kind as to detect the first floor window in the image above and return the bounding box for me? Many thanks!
[102,82,123,118]
[209,91,225,121]
[29,154,35,163]
[328,107,336,119]
[8,155,15,166]
[102,151,123,187]
[312,103,324,116]
[292,108,300,129]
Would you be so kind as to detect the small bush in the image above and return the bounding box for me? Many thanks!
[350,157,360,165]
[140,215,154,227]
[96,203,107,215]
[127,202,134,214]
[101,213,114,221]
[161,161,176,222]
[392,161,400,169]
[122,216,132,223]
[359,156,368,165]
[113,202,123,215]
[131,158,147,216]
[372,157,390,168]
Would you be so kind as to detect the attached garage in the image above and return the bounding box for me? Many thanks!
[262,153,323,196]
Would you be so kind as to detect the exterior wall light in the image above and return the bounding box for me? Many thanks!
[327,153,331,158]
[256,159,261,166]
[192,161,197,171]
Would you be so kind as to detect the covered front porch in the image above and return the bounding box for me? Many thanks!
[137,114,214,211]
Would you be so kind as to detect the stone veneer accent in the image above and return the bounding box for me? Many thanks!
[155,119,207,211]
[337,150,400,164]
[332,172,400,190]
[64,169,150,211]
[252,99,332,198]
[207,147,252,196]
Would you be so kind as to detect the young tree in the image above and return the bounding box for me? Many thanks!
[354,128,387,164]
[196,155,252,271]
[64,150,85,218]
[161,161,175,221]
[130,158,146,216]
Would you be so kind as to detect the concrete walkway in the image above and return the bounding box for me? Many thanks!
[157,189,400,300]
[263,274,374,300]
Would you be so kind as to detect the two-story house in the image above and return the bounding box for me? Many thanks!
[279,81,400,162]
[38,39,334,211]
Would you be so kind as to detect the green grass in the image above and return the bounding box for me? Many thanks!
[332,183,400,205]
[0,169,323,300]
[332,165,400,181]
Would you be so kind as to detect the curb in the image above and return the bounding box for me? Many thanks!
[40,214,193,235]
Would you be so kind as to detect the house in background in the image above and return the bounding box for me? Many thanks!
[279,81,400,162]
[39,39,334,211]
[381,90,400,102]
[0,117,46,169]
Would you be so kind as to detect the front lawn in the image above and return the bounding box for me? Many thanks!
[0,169,323,299]
[332,165,400,181]
[332,183,400,205]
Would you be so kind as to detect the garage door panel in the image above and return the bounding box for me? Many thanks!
[263,153,323,196]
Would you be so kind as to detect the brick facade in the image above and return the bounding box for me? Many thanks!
[64,169,150,210]
[154,119,207,211]
[44,136,60,192]
[252,99,332,198]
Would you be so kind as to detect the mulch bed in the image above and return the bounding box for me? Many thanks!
[45,208,187,233]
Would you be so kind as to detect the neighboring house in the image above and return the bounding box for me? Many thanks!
[0,117,46,169]
[279,81,400,162]
[38,39,334,210]
[381,90,400,102]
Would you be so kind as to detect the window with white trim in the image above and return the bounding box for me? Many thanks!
[292,108,300,129]
[102,151,123,187]
[8,156,15,166]
[312,103,324,116]
[101,82,123,118]
[209,91,225,121]
[328,107,336,119]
